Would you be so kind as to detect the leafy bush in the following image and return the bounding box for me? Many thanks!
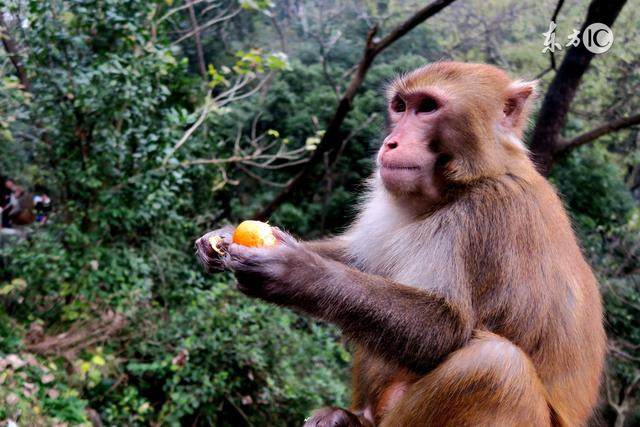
[2,0,640,425]
[552,145,635,233]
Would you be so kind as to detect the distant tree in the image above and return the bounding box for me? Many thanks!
[529,0,639,175]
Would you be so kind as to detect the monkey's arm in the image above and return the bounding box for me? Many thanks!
[303,235,353,264]
[225,231,474,373]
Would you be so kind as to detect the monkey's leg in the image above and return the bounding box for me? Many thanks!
[380,330,551,427]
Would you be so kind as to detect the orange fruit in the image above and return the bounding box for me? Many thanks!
[232,220,277,247]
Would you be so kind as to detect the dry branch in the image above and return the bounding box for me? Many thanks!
[529,0,629,175]
[26,311,126,358]
[252,0,457,220]
[555,112,640,156]
[171,8,241,45]
[187,0,207,78]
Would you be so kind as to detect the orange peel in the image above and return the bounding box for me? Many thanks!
[208,235,226,255]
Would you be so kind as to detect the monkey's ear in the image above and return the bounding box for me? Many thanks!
[502,80,537,133]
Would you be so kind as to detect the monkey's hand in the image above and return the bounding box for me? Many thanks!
[225,228,323,303]
[195,225,235,273]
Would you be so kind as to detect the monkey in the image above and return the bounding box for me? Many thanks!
[195,62,606,427]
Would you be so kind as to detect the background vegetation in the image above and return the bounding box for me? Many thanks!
[1,0,639,425]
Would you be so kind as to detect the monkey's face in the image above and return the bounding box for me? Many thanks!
[379,62,536,198]
[377,88,449,201]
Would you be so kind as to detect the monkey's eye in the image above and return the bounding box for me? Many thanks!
[417,97,438,113]
[391,96,406,113]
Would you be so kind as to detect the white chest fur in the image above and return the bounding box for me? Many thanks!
[345,184,456,292]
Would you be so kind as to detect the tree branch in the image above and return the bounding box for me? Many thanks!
[528,0,629,175]
[0,14,30,91]
[162,91,214,166]
[555,112,640,156]
[537,0,565,79]
[171,8,241,46]
[157,0,206,25]
[252,0,457,220]
[371,0,457,55]
[186,0,207,78]
[551,0,566,22]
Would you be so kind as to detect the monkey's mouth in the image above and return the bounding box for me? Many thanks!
[380,163,421,171]
[379,163,423,191]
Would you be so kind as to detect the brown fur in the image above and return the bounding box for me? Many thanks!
[195,62,606,427]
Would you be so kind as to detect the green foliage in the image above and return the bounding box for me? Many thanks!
[112,280,349,425]
[552,146,635,232]
[1,0,639,424]
[0,0,346,424]
[0,352,90,425]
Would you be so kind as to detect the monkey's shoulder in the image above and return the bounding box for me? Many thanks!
[448,176,569,234]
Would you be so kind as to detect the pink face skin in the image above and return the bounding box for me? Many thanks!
[377,90,448,203]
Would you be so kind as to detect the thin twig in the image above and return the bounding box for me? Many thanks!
[252,0,458,220]
[162,91,214,165]
[171,8,241,45]
[157,0,207,25]
[555,112,640,156]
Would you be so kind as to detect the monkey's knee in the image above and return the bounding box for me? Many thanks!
[382,331,551,426]
[303,407,366,427]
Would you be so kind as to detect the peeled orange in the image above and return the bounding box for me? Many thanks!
[232,220,277,247]
[208,235,226,255]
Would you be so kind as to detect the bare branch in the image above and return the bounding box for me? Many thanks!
[171,8,241,45]
[162,91,215,166]
[555,112,640,156]
[535,66,554,80]
[236,163,288,188]
[545,0,565,72]
[528,0,629,175]
[605,368,619,411]
[161,69,272,166]
[156,0,207,25]
[551,0,566,21]
[371,0,457,55]
[252,0,458,220]
[113,115,305,193]
[609,342,640,363]
[216,72,273,107]
[186,0,207,78]
[200,2,223,16]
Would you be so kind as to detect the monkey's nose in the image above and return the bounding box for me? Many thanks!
[385,140,399,150]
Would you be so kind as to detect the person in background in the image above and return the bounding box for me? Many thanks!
[33,185,52,224]
[8,185,35,226]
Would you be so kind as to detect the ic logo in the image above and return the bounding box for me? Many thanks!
[582,23,614,54]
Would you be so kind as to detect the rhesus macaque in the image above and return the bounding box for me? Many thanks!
[196,62,606,427]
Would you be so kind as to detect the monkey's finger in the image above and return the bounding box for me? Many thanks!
[228,243,278,261]
[198,226,235,249]
[197,231,229,255]
[272,227,299,247]
[210,224,235,237]
[195,235,226,272]
[227,243,254,259]
[225,244,269,270]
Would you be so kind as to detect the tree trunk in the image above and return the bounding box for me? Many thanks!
[528,0,628,175]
